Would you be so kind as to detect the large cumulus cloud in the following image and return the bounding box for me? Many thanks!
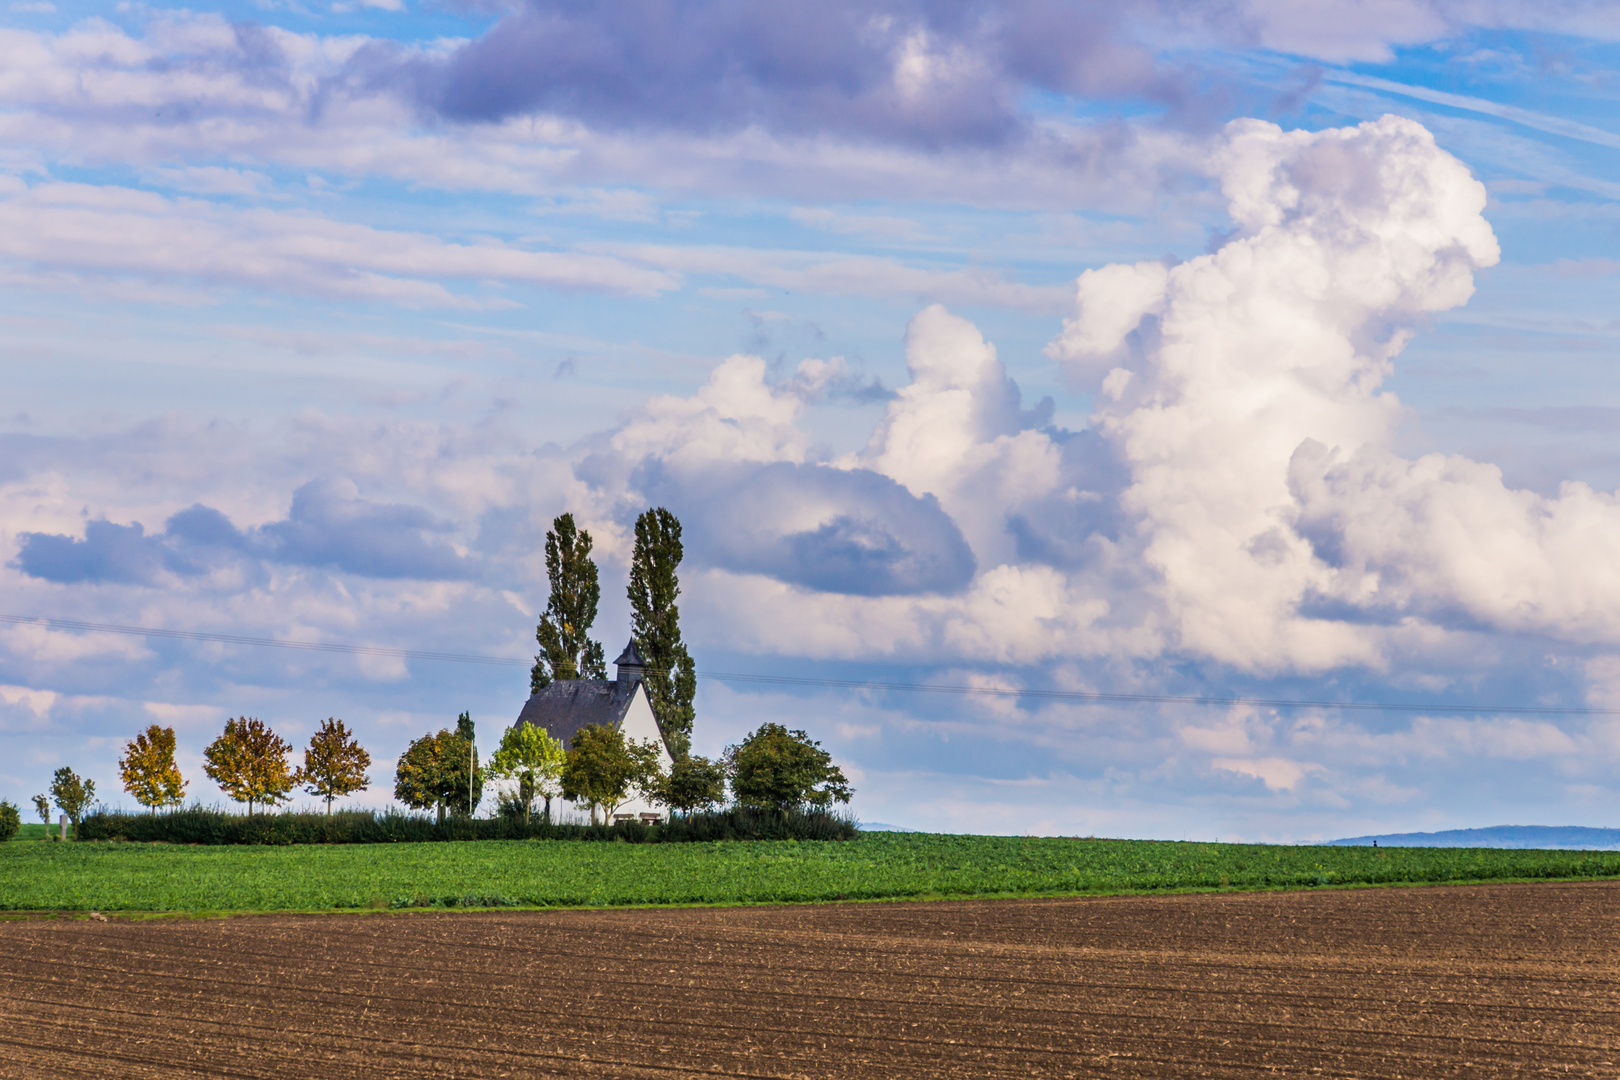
[1051,114,1620,671]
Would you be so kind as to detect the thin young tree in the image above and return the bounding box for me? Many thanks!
[49,768,95,839]
[627,507,697,758]
[203,717,302,815]
[119,724,187,814]
[302,719,372,815]
[531,512,606,693]
[655,755,726,816]
[487,723,566,823]
[30,794,50,837]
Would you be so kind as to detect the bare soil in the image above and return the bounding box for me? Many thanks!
[1,881,1616,1078]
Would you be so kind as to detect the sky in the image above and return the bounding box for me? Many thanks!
[3,0,1620,841]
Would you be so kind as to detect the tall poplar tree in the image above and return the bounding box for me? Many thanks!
[531,512,606,693]
[628,507,697,759]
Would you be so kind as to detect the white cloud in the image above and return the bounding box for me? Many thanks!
[0,181,675,305]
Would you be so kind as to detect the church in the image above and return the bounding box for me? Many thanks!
[509,640,675,823]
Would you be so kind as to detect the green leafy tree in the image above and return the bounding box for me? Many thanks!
[30,794,50,837]
[49,768,95,838]
[203,717,302,815]
[628,507,697,758]
[725,723,852,813]
[561,724,664,825]
[0,800,19,842]
[119,725,187,814]
[531,513,606,693]
[302,719,372,814]
[395,720,481,823]
[655,755,726,815]
[488,723,566,822]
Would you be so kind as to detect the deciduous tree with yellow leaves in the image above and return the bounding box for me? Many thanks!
[119,724,187,814]
[203,717,301,815]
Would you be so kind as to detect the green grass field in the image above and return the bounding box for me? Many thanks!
[3,833,1618,912]
[10,824,67,843]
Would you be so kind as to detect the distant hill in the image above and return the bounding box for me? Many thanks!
[1324,825,1620,850]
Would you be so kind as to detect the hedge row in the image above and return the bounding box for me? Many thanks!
[75,806,859,845]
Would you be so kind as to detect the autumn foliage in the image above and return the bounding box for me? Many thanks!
[302,718,372,814]
[204,717,302,814]
[120,724,188,814]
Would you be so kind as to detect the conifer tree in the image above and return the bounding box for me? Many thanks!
[628,507,697,759]
[531,512,606,693]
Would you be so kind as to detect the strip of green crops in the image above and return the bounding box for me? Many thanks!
[2,834,1617,912]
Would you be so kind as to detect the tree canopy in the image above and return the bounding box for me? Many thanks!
[119,724,187,814]
[302,718,372,814]
[395,721,480,823]
[532,512,606,693]
[488,723,567,822]
[203,717,302,815]
[656,754,726,815]
[628,507,697,758]
[49,768,95,834]
[561,724,663,825]
[725,723,852,813]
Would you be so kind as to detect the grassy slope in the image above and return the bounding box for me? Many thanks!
[9,824,66,842]
[3,834,1619,912]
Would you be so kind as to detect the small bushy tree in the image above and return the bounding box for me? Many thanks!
[0,800,19,842]
[203,717,302,815]
[725,724,852,813]
[120,724,187,813]
[656,755,726,815]
[561,724,663,825]
[531,513,607,693]
[31,794,49,830]
[302,719,372,814]
[487,723,566,822]
[395,722,480,824]
[50,768,95,838]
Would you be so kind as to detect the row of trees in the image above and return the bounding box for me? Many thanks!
[6,715,849,831]
[469,719,851,826]
[114,718,373,815]
[534,508,697,758]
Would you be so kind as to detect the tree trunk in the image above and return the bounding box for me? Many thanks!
[436,802,445,826]
[543,795,552,823]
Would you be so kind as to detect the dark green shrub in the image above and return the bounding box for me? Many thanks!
[74,804,858,845]
[0,800,19,842]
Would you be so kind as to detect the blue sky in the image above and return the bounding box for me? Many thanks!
[3,0,1620,839]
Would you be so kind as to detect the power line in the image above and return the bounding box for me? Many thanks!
[0,614,525,668]
[3,612,1615,718]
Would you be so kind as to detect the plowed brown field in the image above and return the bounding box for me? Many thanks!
[1,881,1616,1078]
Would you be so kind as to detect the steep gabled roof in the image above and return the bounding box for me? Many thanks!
[514,680,639,750]
[614,639,646,669]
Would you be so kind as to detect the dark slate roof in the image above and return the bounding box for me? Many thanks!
[514,680,638,750]
[614,639,645,668]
